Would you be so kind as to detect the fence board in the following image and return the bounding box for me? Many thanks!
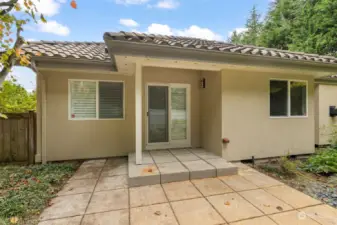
[2,120,11,161]
[0,112,36,163]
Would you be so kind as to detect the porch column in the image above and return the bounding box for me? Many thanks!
[135,63,143,164]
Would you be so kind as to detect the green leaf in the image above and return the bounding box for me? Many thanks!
[40,14,47,23]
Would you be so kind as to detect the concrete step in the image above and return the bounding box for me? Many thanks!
[128,149,238,187]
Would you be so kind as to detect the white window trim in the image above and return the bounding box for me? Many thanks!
[269,78,308,119]
[68,79,125,121]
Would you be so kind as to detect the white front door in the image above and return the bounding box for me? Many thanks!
[146,83,190,150]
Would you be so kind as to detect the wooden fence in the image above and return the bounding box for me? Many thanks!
[0,112,36,164]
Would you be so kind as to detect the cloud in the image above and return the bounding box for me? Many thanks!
[146,23,223,41]
[155,0,179,9]
[119,19,139,27]
[37,20,70,36]
[19,0,65,17]
[176,25,223,41]
[147,23,173,35]
[115,0,150,5]
[228,27,248,37]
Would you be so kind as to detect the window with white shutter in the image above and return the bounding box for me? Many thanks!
[70,81,97,119]
[69,80,124,120]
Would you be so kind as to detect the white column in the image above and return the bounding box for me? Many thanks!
[135,63,143,165]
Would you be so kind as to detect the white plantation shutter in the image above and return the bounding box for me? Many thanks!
[70,81,97,119]
[99,82,123,118]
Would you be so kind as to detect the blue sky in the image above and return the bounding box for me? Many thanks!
[13,0,271,90]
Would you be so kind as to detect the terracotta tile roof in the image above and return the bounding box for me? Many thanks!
[104,31,337,65]
[22,41,110,61]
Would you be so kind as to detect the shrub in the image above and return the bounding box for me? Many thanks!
[303,149,337,174]
[279,156,301,177]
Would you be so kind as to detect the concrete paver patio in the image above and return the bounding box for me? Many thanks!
[38,157,337,225]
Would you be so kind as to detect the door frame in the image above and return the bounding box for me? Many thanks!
[145,82,191,150]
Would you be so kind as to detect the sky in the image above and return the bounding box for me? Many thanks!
[11,0,271,91]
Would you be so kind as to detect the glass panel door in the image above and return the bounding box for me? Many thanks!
[170,87,187,141]
[148,86,169,143]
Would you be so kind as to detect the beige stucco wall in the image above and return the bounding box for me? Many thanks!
[221,69,315,161]
[199,71,222,155]
[41,67,201,161]
[315,83,337,145]
[43,71,135,161]
[142,67,201,149]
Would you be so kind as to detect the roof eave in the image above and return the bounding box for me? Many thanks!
[31,56,117,72]
[104,37,337,75]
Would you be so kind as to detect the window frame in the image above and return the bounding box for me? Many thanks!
[68,79,125,121]
[269,79,308,119]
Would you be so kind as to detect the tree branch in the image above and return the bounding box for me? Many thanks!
[0,25,24,85]
[0,0,18,16]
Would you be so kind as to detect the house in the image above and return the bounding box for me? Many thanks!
[22,31,337,164]
[315,76,337,146]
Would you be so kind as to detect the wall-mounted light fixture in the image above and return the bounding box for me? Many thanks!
[200,78,206,89]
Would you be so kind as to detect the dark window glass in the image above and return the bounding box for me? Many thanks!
[148,86,169,143]
[99,82,123,118]
[290,81,307,116]
[270,80,288,116]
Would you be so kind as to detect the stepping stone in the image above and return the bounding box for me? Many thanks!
[157,162,189,183]
[182,160,216,179]
[128,152,154,165]
[128,163,160,187]
[205,158,238,176]
[150,150,178,163]
[190,149,220,160]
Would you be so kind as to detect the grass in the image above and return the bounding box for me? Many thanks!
[0,162,80,225]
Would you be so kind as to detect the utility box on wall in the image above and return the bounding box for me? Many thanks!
[329,106,337,117]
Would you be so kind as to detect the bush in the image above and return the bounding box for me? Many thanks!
[303,149,337,174]
[279,156,302,177]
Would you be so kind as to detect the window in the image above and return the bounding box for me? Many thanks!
[270,80,307,117]
[69,80,124,120]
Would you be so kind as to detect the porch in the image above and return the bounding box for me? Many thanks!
[128,148,238,187]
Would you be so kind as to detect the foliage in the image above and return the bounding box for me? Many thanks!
[228,30,243,45]
[0,162,79,225]
[279,156,299,176]
[0,0,76,85]
[228,0,337,56]
[0,0,43,81]
[229,5,262,46]
[303,149,337,174]
[0,80,36,113]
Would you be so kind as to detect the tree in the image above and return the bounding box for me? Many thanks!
[259,0,300,50]
[241,5,263,46]
[0,80,36,113]
[228,5,263,46]
[0,0,77,87]
[228,30,243,45]
[289,0,337,56]
[258,0,336,56]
